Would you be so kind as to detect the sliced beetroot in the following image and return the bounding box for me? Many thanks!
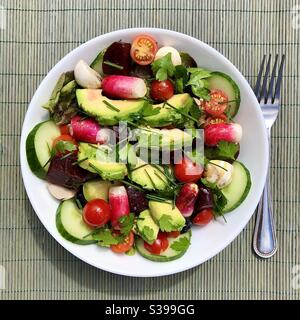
[46,154,95,190]
[195,186,214,212]
[126,186,148,214]
[102,42,131,76]
[130,64,153,80]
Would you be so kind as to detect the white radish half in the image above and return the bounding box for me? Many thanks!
[47,183,77,200]
[154,46,182,66]
[74,60,102,89]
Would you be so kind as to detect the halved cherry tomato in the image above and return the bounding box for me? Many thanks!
[204,113,228,127]
[52,134,78,155]
[111,231,134,253]
[193,209,214,226]
[174,156,204,183]
[83,199,111,228]
[203,89,228,117]
[164,231,180,238]
[150,80,174,101]
[130,35,158,65]
[144,232,169,255]
[59,124,70,135]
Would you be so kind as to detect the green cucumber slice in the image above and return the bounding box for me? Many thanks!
[56,199,97,245]
[207,71,241,118]
[136,231,191,262]
[221,161,251,213]
[25,120,61,179]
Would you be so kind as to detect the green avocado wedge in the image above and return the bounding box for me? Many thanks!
[56,200,97,245]
[136,231,191,262]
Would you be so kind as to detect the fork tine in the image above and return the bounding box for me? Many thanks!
[254,55,266,97]
[259,54,272,102]
[266,54,279,102]
[274,55,286,101]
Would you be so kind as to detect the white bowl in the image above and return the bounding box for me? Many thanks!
[20,28,268,277]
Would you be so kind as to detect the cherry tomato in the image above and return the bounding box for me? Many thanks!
[83,199,111,228]
[59,124,70,135]
[130,34,158,65]
[164,231,180,238]
[174,157,204,183]
[193,209,214,226]
[52,134,77,150]
[144,233,169,255]
[204,114,228,127]
[150,80,174,101]
[203,89,228,117]
[111,231,134,253]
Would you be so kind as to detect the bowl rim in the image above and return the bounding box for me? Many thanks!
[20,27,269,277]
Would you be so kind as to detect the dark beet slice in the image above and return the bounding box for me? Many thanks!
[130,64,153,80]
[102,42,131,76]
[180,218,193,234]
[46,154,96,190]
[126,186,148,214]
[195,186,214,212]
[75,186,87,207]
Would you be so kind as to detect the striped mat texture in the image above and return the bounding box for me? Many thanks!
[0,0,299,300]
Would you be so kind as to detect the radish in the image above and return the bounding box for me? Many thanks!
[175,183,199,217]
[69,115,110,144]
[204,123,242,146]
[101,75,147,99]
[109,186,130,228]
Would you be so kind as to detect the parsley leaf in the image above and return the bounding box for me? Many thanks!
[186,68,211,100]
[54,140,77,154]
[141,226,155,243]
[201,178,228,216]
[174,65,189,93]
[170,236,190,252]
[159,214,181,232]
[141,102,160,117]
[119,213,135,236]
[93,229,120,247]
[216,141,239,161]
[151,53,175,81]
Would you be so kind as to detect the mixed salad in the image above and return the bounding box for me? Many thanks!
[26,34,251,262]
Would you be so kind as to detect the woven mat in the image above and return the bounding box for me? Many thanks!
[0,0,300,300]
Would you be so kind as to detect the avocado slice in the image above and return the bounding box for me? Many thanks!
[143,93,193,127]
[136,127,194,150]
[149,201,185,232]
[137,209,159,244]
[129,158,169,191]
[76,89,145,125]
[77,143,127,180]
[83,179,121,201]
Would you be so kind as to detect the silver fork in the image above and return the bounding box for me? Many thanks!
[252,54,285,258]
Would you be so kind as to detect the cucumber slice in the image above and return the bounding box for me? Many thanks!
[90,48,106,76]
[207,71,241,118]
[26,120,61,179]
[221,161,251,213]
[56,199,97,245]
[136,231,191,262]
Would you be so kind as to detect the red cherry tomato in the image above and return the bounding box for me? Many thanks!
[130,35,158,65]
[164,231,180,238]
[111,231,134,253]
[150,80,174,101]
[59,124,70,135]
[193,209,214,226]
[174,157,204,183]
[204,114,228,127]
[144,233,169,255]
[203,89,228,117]
[83,199,111,228]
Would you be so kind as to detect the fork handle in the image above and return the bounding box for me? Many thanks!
[253,132,277,258]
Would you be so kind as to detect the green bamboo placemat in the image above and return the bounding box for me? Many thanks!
[0,0,299,300]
